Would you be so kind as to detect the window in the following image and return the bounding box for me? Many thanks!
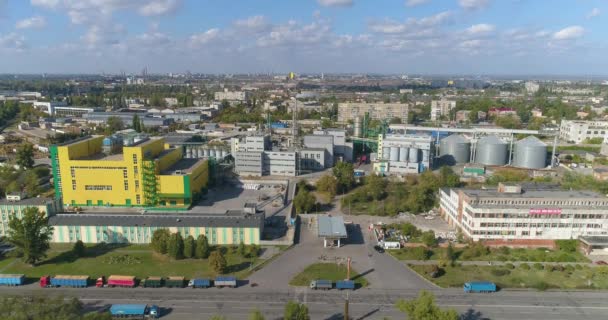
[135,180,140,191]
[132,154,138,164]
[124,180,129,191]
[136,194,141,205]
[123,170,128,178]
[133,166,138,175]
[72,180,77,190]
[70,167,75,178]
[85,185,113,191]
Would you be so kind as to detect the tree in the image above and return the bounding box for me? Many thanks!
[209,250,227,274]
[73,240,86,257]
[24,170,41,196]
[332,161,355,193]
[250,309,266,320]
[168,232,185,260]
[284,301,310,320]
[294,188,316,214]
[150,229,170,254]
[445,243,456,265]
[315,175,338,198]
[365,174,387,200]
[195,234,210,259]
[105,116,124,134]
[0,295,109,320]
[395,290,459,320]
[132,114,141,132]
[183,235,195,259]
[421,231,438,248]
[7,207,53,265]
[238,241,246,257]
[16,143,34,169]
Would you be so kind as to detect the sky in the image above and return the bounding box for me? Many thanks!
[0,0,607,75]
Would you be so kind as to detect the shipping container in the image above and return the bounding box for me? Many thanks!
[143,277,163,288]
[0,274,24,286]
[188,278,211,288]
[165,276,185,288]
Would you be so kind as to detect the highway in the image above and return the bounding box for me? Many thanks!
[1,285,607,319]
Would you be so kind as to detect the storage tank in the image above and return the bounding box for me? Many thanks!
[409,148,419,162]
[439,134,470,165]
[390,147,400,161]
[204,148,210,157]
[422,149,430,162]
[513,136,547,169]
[354,116,362,138]
[209,148,216,158]
[186,147,192,158]
[382,147,390,160]
[475,135,508,166]
[399,147,408,162]
[195,147,202,158]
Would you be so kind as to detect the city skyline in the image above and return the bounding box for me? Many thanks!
[0,0,606,75]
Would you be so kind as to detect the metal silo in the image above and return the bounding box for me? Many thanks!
[354,116,362,137]
[186,147,192,158]
[399,147,408,162]
[382,147,390,160]
[390,147,400,161]
[409,148,419,162]
[475,135,508,166]
[209,148,216,158]
[513,136,547,169]
[195,147,202,158]
[220,149,227,158]
[422,149,430,162]
[204,148,210,157]
[440,134,470,165]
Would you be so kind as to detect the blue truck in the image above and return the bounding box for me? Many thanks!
[309,280,333,290]
[0,274,24,286]
[188,278,211,288]
[110,304,159,319]
[214,276,237,288]
[463,281,497,293]
[335,280,355,290]
[40,275,89,288]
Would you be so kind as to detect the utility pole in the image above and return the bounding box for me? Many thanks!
[344,292,349,320]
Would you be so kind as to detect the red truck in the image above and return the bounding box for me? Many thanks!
[96,275,136,288]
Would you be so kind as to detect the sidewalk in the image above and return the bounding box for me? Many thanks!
[402,260,601,267]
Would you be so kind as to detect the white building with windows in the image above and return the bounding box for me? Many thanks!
[559,120,608,143]
[525,81,540,93]
[430,100,456,121]
[440,183,608,242]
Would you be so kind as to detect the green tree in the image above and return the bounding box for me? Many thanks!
[421,231,438,248]
[238,241,246,257]
[438,166,460,188]
[209,250,227,274]
[150,229,171,254]
[168,232,185,260]
[396,290,459,320]
[105,116,124,134]
[73,240,86,257]
[284,301,310,320]
[315,175,338,198]
[24,170,41,196]
[250,309,265,320]
[132,114,141,132]
[332,161,355,193]
[183,235,195,259]
[7,207,53,265]
[195,234,210,259]
[365,174,387,200]
[209,316,227,320]
[0,295,93,320]
[445,243,456,265]
[294,188,316,214]
[16,143,34,169]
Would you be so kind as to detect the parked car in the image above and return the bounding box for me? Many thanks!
[373,245,385,253]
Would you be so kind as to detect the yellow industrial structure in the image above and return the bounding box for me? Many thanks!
[50,135,209,209]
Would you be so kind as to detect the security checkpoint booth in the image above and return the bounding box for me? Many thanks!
[317,215,348,248]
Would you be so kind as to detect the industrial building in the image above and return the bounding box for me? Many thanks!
[440,183,608,242]
[0,197,62,237]
[559,120,608,144]
[83,112,174,128]
[50,135,209,209]
[430,99,456,121]
[48,211,264,245]
[214,90,251,102]
[312,129,353,162]
[373,134,434,175]
[338,102,409,123]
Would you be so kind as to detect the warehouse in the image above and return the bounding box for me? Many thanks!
[440,183,608,242]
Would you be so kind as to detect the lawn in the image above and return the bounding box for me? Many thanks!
[289,263,369,288]
[1,244,266,281]
[411,264,608,290]
[389,246,589,263]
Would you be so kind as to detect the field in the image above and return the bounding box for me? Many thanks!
[389,246,589,263]
[411,264,608,290]
[0,243,268,281]
[289,263,369,288]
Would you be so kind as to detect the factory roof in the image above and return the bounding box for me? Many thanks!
[161,158,206,175]
[0,197,54,206]
[48,212,264,228]
[317,215,347,239]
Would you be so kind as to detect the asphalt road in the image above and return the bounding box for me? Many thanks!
[1,285,608,320]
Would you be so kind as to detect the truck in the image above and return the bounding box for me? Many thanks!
[40,275,89,288]
[214,276,237,288]
[309,280,333,290]
[165,276,185,288]
[109,304,159,319]
[0,274,24,286]
[335,280,355,290]
[143,277,163,288]
[97,275,137,288]
[463,281,497,293]
[188,278,211,288]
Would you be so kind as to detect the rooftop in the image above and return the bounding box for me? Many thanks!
[161,158,206,175]
[0,197,54,206]
[317,215,348,238]
[462,188,605,200]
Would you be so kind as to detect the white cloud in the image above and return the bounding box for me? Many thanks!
[459,0,489,10]
[405,0,430,7]
[138,0,180,16]
[369,11,451,34]
[190,28,220,46]
[587,8,600,19]
[552,26,584,40]
[234,15,268,30]
[16,16,47,29]
[317,0,353,7]
[0,33,26,50]
[466,23,495,35]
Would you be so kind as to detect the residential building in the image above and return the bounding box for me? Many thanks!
[374,134,434,175]
[50,135,209,209]
[0,197,62,237]
[455,110,471,123]
[559,120,608,143]
[214,89,251,102]
[338,102,409,123]
[430,100,456,121]
[488,107,517,118]
[525,82,540,93]
[440,183,608,242]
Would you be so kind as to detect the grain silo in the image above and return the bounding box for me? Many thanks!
[409,148,419,163]
[439,134,470,165]
[382,147,390,160]
[390,147,400,161]
[399,147,409,162]
[354,116,362,137]
[513,136,547,169]
[475,135,507,166]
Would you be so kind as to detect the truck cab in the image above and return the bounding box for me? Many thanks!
[95,276,105,287]
[148,305,160,318]
[39,276,50,288]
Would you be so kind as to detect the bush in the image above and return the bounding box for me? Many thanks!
[533,263,544,270]
[72,240,86,257]
[498,246,511,255]
[519,263,530,270]
[505,263,515,269]
[575,264,583,270]
[553,265,565,272]
[411,246,431,260]
[490,268,511,277]
[534,281,548,291]
[556,239,578,253]
[565,265,575,273]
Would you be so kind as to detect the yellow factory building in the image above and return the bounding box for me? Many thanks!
[50,135,209,209]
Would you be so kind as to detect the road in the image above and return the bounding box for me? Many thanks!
[1,285,607,320]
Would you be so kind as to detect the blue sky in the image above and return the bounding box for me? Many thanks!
[0,0,606,75]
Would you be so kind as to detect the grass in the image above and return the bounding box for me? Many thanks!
[289,263,369,288]
[1,244,266,280]
[389,246,589,263]
[411,264,608,290]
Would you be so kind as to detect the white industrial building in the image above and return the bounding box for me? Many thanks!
[440,183,608,242]
[525,82,540,93]
[430,100,456,121]
[373,134,434,175]
[313,129,353,162]
[559,120,608,143]
[215,89,251,102]
[338,102,409,123]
